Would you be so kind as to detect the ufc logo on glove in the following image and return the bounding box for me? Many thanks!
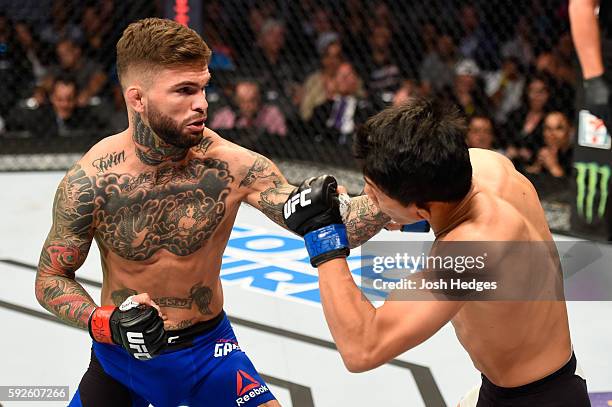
[283,188,311,219]
[127,332,152,360]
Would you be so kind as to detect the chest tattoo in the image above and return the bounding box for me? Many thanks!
[93,158,234,260]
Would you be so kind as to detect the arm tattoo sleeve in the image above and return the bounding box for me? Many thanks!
[258,180,295,226]
[241,153,388,243]
[344,195,390,248]
[35,164,97,329]
[241,153,294,227]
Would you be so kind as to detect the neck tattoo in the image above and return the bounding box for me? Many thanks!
[133,114,189,166]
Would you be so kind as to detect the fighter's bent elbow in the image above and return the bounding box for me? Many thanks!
[339,348,381,373]
[343,358,370,373]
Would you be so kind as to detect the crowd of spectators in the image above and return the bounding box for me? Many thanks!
[0,0,578,200]
[0,0,154,136]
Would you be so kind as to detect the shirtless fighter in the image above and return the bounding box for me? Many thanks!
[283,99,590,406]
[34,18,387,407]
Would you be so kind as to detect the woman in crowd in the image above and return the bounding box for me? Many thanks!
[526,111,574,179]
[505,72,553,171]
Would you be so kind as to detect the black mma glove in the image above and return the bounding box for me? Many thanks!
[88,296,167,360]
[584,75,610,127]
[283,175,350,267]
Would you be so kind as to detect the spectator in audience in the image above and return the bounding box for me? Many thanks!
[443,59,491,118]
[505,73,553,170]
[14,20,49,85]
[484,56,526,124]
[239,19,301,117]
[44,38,107,107]
[392,79,420,107]
[39,0,83,46]
[501,16,536,67]
[526,111,574,178]
[362,24,402,109]
[7,75,103,137]
[210,80,287,137]
[466,114,498,150]
[419,33,458,95]
[524,111,574,198]
[310,62,374,145]
[300,36,345,121]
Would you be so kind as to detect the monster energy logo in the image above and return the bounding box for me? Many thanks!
[575,162,611,223]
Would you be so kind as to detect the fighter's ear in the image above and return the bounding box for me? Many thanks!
[125,86,145,114]
[415,203,431,221]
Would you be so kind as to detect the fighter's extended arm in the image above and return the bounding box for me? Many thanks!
[570,0,603,79]
[317,258,462,372]
[35,164,97,329]
[242,153,389,247]
[240,153,295,227]
[283,176,461,372]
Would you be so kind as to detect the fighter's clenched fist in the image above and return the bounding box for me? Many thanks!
[89,294,167,360]
[283,175,350,267]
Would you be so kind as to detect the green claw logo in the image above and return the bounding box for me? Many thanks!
[575,162,611,223]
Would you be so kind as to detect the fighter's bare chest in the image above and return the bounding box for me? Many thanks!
[91,158,238,260]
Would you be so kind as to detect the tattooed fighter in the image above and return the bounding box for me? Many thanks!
[34,18,388,407]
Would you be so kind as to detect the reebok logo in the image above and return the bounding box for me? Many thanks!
[126,332,151,360]
[283,188,311,219]
[235,370,269,405]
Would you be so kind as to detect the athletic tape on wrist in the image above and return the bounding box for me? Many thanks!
[304,224,349,265]
[89,306,116,345]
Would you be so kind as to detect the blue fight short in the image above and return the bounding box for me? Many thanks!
[68,311,275,407]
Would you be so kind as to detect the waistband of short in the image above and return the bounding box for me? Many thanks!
[164,310,226,351]
[481,352,577,396]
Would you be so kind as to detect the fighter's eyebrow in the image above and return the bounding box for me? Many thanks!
[172,81,201,88]
[172,78,210,88]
